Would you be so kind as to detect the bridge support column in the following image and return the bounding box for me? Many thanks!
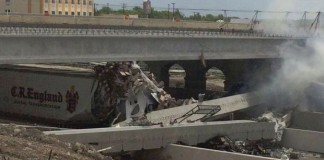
[146,61,171,88]
[182,61,207,98]
[243,59,281,89]
[147,61,208,99]
[222,60,248,93]
[222,59,281,95]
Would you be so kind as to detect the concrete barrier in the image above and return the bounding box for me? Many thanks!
[0,14,254,31]
[282,128,324,154]
[290,111,324,132]
[151,144,279,160]
[44,120,275,153]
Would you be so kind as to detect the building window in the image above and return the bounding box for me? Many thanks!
[65,0,68,4]
[5,0,10,5]
[65,11,68,15]
[71,0,74,4]
[89,12,92,16]
[45,0,48,3]
[58,0,61,3]
[5,9,10,13]
[71,12,74,15]
[83,0,86,5]
[83,12,86,16]
[59,11,62,15]
[77,12,80,16]
[52,0,55,3]
[89,1,92,5]
[52,11,55,15]
[77,0,80,4]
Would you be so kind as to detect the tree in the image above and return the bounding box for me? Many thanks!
[150,8,170,19]
[132,6,145,18]
[95,6,237,22]
[95,6,112,15]
[191,12,202,21]
[174,9,184,19]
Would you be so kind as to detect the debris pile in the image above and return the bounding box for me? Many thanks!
[256,112,290,141]
[0,124,111,160]
[93,62,197,125]
[93,62,132,122]
[197,136,278,156]
[196,135,302,159]
[129,63,197,110]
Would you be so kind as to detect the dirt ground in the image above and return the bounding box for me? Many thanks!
[0,124,110,160]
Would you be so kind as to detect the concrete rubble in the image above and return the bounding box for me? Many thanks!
[194,135,293,159]
[93,62,198,126]
[163,110,323,160]
[255,112,290,141]
[2,62,324,160]
[60,63,324,159]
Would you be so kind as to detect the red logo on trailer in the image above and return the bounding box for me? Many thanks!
[66,86,79,113]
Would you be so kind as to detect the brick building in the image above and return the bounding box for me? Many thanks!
[0,0,94,16]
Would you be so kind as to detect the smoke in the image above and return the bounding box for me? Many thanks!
[256,0,314,36]
[257,1,324,111]
[259,38,324,112]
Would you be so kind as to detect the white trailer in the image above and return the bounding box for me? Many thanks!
[0,64,112,125]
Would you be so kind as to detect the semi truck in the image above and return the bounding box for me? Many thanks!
[0,64,120,127]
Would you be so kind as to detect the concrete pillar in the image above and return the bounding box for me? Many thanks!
[146,61,171,88]
[146,59,279,98]
[243,59,280,89]
[222,60,248,92]
[148,61,208,98]
[184,65,206,90]
[220,59,278,94]
[181,61,207,98]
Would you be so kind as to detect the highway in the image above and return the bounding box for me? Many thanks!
[0,26,307,64]
[0,26,290,38]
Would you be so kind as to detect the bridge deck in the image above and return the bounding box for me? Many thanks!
[0,33,305,63]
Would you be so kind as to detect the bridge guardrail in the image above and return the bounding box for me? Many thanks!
[0,26,296,38]
[0,13,250,31]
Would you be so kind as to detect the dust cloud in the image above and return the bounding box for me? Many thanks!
[257,0,324,111]
[256,0,318,36]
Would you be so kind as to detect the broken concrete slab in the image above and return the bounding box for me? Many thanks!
[44,120,274,153]
[282,128,324,154]
[290,111,324,132]
[146,92,262,125]
[147,144,279,160]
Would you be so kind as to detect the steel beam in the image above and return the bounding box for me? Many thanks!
[0,35,304,64]
[44,120,275,153]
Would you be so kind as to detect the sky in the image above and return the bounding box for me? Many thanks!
[94,0,324,19]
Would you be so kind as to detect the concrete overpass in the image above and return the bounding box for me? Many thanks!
[0,27,306,64]
[0,14,251,31]
[0,26,308,97]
